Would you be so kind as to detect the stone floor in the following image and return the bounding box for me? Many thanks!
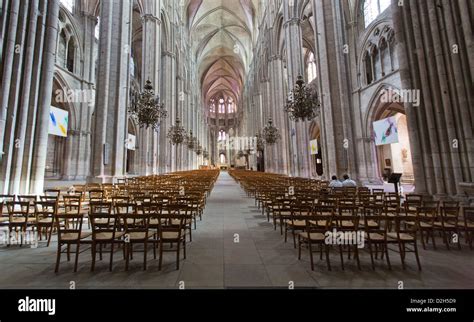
[1,172,473,289]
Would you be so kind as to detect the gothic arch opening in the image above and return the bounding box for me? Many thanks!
[45,77,75,180]
[368,88,414,186]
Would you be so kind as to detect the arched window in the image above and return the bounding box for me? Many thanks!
[210,99,216,113]
[57,30,67,68]
[218,130,226,141]
[307,52,317,83]
[95,17,100,40]
[364,52,373,85]
[60,0,74,13]
[66,38,75,72]
[363,0,391,28]
[228,98,234,113]
[219,99,225,114]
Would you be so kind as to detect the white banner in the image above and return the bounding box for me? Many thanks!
[49,106,69,137]
[310,139,318,155]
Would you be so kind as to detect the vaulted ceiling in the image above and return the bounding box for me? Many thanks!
[187,0,258,117]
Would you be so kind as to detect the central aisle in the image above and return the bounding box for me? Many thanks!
[177,171,319,288]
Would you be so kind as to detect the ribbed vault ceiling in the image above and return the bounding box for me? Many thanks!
[187,0,257,116]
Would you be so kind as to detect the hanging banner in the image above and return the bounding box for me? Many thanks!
[373,116,399,146]
[127,134,136,150]
[310,139,318,155]
[49,106,69,137]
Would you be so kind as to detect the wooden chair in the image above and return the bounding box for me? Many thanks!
[413,207,437,250]
[462,207,474,249]
[54,213,91,273]
[433,206,462,250]
[333,214,362,270]
[35,201,57,247]
[387,215,422,271]
[89,207,124,272]
[6,201,30,246]
[285,203,311,248]
[121,212,151,271]
[362,206,391,270]
[298,211,333,271]
[157,204,189,270]
[17,195,37,230]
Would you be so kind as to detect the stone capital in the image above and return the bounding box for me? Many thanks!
[142,14,161,24]
[284,18,301,27]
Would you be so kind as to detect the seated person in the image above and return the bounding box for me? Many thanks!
[329,175,343,188]
[342,174,357,187]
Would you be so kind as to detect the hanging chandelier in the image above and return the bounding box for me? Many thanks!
[262,118,281,145]
[195,144,203,156]
[129,80,168,131]
[203,149,209,159]
[186,130,197,150]
[167,117,187,145]
[284,75,321,122]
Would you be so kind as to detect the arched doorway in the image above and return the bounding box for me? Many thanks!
[368,87,414,185]
[45,77,74,179]
[309,121,323,177]
[126,118,138,175]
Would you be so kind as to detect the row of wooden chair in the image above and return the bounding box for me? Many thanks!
[230,170,474,272]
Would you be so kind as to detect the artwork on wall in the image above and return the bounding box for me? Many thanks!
[373,116,399,146]
[310,139,318,155]
[49,106,69,137]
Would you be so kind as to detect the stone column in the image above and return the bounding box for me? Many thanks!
[29,0,60,194]
[312,0,356,181]
[141,10,162,175]
[392,0,473,199]
[88,0,132,184]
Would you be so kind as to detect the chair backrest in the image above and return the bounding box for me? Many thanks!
[6,201,30,221]
[88,189,105,202]
[443,201,460,208]
[464,207,474,226]
[35,201,57,221]
[63,195,82,214]
[416,207,438,223]
[338,205,358,217]
[55,214,84,242]
[39,195,59,204]
[89,201,112,214]
[440,206,460,226]
[44,189,61,198]
[120,213,150,238]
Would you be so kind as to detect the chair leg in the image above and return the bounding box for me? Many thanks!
[354,246,361,270]
[325,245,331,271]
[368,241,375,270]
[143,242,147,271]
[339,245,345,271]
[308,242,314,271]
[176,244,181,270]
[125,244,129,271]
[399,242,406,270]
[384,243,392,270]
[47,226,53,247]
[298,239,302,260]
[74,242,80,273]
[158,243,163,271]
[413,241,422,271]
[109,242,115,272]
[67,244,71,262]
[55,244,61,273]
[91,243,97,272]
[183,238,187,259]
